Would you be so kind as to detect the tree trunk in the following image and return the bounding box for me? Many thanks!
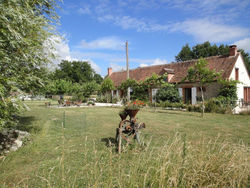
[200,86,205,117]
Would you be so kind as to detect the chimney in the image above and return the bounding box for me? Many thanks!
[163,68,174,82]
[167,73,174,82]
[107,67,112,76]
[229,45,237,56]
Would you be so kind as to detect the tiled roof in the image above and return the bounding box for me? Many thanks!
[109,53,239,87]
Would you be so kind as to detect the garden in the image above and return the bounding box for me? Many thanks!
[0,101,249,187]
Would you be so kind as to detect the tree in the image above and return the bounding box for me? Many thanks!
[100,78,115,94]
[53,60,103,84]
[175,44,194,62]
[183,58,221,117]
[45,79,73,95]
[175,42,250,74]
[0,0,58,130]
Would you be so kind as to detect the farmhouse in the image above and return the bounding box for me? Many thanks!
[108,45,250,112]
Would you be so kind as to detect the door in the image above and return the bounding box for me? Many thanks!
[184,88,192,104]
[244,87,250,102]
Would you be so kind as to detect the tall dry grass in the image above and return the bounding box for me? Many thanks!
[13,133,249,188]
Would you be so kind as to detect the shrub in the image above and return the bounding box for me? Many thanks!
[159,101,186,109]
[156,84,181,103]
[72,93,86,102]
[187,104,202,112]
[205,97,233,114]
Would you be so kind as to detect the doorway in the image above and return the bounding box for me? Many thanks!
[184,88,192,104]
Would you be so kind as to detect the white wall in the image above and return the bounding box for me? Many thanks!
[229,54,250,101]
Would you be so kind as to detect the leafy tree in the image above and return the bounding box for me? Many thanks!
[175,44,194,62]
[143,73,167,88]
[119,79,148,101]
[183,58,221,117]
[100,78,115,94]
[53,60,103,84]
[45,79,73,95]
[156,83,181,103]
[176,42,250,74]
[0,0,58,130]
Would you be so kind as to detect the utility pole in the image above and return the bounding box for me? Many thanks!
[126,41,130,102]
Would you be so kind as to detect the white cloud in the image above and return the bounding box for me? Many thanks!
[80,36,124,50]
[139,64,148,67]
[87,60,101,73]
[45,36,71,66]
[137,58,168,67]
[110,63,126,72]
[152,58,167,65]
[77,7,91,15]
[98,15,170,32]
[171,19,249,42]
[45,36,101,73]
[235,38,250,52]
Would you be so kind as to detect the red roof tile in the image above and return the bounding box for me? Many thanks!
[109,53,239,87]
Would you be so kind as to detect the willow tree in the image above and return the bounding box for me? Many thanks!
[0,0,58,129]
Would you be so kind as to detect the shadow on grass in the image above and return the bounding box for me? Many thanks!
[15,116,41,133]
[101,137,117,147]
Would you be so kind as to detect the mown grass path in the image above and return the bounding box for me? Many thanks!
[0,101,249,187]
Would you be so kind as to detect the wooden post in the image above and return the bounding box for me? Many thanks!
[126,41,130,102]
[118,127,122,154]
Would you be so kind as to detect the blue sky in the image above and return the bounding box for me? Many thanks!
[52,0,250,76]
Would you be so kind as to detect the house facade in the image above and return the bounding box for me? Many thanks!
[108,45,250,112]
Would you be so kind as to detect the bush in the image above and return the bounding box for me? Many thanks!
[205,97,233,114]
[72,93,86,102]
[96,93,116,103]
[159,101,186,109]
[187,104,202,112]
[156,84,181,103]
[87,101,95,106]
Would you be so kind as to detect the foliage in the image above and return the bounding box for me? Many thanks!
[184,58,221,84]
[100,78,115,94]
[204,97,232,114]
[119,79,148,101]
[119,79,138,91]
[175,41,250,74]
[175,44,194,62]
[156,83,181,103]
[159,101,186,109]
[71,93,86,103]
[143,73,167,88]
[124,100,145,110]
[44,79,99,102]
[119,74,168,101]
[218,80,238,100]
[184,58,221,117]
[53,60,103,84]
[0,0,58,129]
[45,79,73,95]
[187,104,202,112]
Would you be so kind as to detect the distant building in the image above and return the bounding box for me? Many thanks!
[108,45,250,112]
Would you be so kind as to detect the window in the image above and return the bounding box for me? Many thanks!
[235,68,239,81]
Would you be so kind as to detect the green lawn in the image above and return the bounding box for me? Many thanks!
[0,101,249,187]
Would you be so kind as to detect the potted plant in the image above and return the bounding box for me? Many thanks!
[124,100,144,119]
[118,110,127,120]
